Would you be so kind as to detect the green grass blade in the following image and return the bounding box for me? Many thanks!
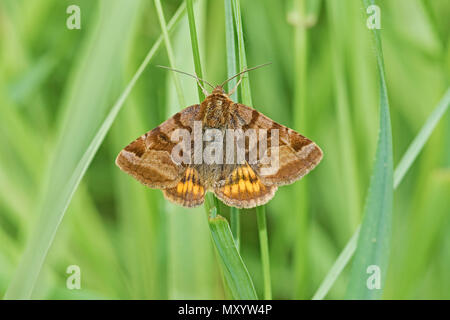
[224,0,240,251]
[313,86,450,300]
[291,0,315,299]
[256,206,272,300]
[224,0,238,100]
[154,0,185,107]
[345,0,394,300]
[312,226,360,300]
[229,207,240,251]
[394,88,450,188]
[232,0,251,105]
[185,0,213,213]
[186,0,255,298]
[186,0,205,101]
[232,0,272,299]
[156,0,217,299]
[208,210,257,299]
[328,0,361,230]
[4,1,186,299]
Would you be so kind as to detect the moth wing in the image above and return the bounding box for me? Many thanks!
[115,104,200,189]
[163,166,206,207]
[233,103,323,186]
[214,163,277,209]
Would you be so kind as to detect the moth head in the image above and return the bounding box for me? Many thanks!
[212,86,225,95]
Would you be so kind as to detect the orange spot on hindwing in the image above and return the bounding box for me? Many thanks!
[221,164,266,200]
[176,168,204,200]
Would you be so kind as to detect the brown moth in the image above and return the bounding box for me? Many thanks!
[116,66,323,208]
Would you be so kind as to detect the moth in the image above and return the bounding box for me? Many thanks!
[116,65,323,208]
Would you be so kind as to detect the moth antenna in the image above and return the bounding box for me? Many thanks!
[156,65,215,95]
[227,74,243,97]
[220,62,272,88]
[194,72,210,97]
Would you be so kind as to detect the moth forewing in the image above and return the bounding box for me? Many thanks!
[170,128,192,165]
[259,128,280,177]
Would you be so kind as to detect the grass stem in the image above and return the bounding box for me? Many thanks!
[224,0,240,251]
[232,0,272,299]
[256,206,272,299]
[186,0,206,101]
[292,0,310,299]
[154,0,186,107]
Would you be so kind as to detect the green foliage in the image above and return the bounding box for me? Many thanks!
[208,210,257,299]
[346,0,394,299]
[0,0,449,299]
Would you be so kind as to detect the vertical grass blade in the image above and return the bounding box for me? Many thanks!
[208,209,257,299]
[291,0,318,299]
[394,88,450,188]
[185,0,211,211]
[161,0,215,299]
[345,0,394,300]
[224,0,240,251]
[232,0,272,299]
[224,0,238,101]
[312,226,360,300]
[232,0,251,105]
[328,0,362,231]
[229,207,240,251]
[154,0,185,107]
[256,205,272,300]
[4,1,186,299]
[313,86,450,300]
[186,0,256,299]
[186,0,205,101]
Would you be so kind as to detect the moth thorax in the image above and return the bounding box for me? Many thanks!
[202,96,230,128]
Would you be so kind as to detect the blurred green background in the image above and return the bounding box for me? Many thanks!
[0,0,449,299]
